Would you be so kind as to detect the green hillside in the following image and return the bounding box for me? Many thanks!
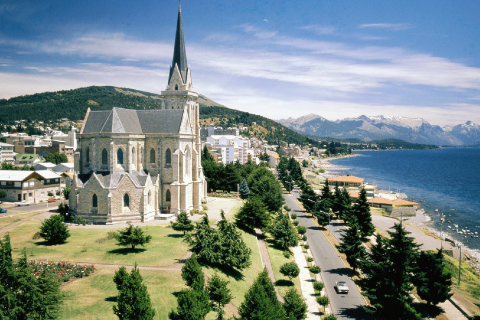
[0,86,320,147]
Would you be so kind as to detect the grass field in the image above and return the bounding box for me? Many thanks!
[0,211,43,229]
[59,267,184,320]
[7,219,189,267]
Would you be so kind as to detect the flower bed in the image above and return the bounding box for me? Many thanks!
[207,192,239,198]
[29,260,95,282]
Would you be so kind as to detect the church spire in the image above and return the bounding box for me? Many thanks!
[168,2,188,83]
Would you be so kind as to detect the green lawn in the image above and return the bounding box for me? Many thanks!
[7,219,189,267]
[59,267,184,320]
[0,211,43,229]
[265,237,302,297]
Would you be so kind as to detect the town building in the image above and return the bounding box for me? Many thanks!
[69,5,206,224]
[0,170,61,203]
[0,143,14,163]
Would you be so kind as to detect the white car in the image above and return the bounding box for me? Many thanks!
[335,281,349,294]
[14,202,30,206]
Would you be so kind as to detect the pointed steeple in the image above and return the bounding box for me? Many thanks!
[169,2,188,83]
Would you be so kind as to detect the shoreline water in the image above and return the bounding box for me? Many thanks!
[318,154,480,273]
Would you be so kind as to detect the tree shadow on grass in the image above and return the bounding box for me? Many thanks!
[167,234,184,238]
[275,279,294,287]
[201,262,245,281]
[107,248,147,255]
[34,241,66,247]
[105,296,117,302]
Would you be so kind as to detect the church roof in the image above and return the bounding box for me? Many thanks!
[78,170,153,188]
[168,3,188,83]
[82,107,184,134]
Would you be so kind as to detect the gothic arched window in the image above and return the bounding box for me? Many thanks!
[150,148,155,164]
[148,191,151,205]
[123,193,130,208]
[86,147,90,163]
[165,148,171,166]
[166,189,171,202]
[92,194,98,208]
[117,148,123,164]
[175,84,178,90]
[102,149,108,165]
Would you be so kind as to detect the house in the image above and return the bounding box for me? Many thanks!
[34,162,57,171]
[0,170,61,203]
[367,198,420,217]
[269,153,280,168]
[0,143,14,163]
[14,154,44,167]
[328,175,364,188]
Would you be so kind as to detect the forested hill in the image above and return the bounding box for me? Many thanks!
[0,86,320,147]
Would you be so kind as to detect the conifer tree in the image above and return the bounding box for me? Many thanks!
[113,265,156,320]
[331,182,343,217]
[39,214,70,244]
[207,273,233,320]
[239,178,250,200]
[282,288,307,320]
[239,269,286,320]
[171,211,194,235]
[337,219,366,273]
[340,189,353,221]
[217,212,252,270]
[270,212,298,250]
[353,188,374,239]
[114,223,152,251]
[187,214,221,265]
[169,288,211,320]
[182,254,205,291]
[413,249,453,305]
[320,179,333,206]
[235,196,270,231]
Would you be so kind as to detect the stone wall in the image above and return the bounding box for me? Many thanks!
[390,207,416,218]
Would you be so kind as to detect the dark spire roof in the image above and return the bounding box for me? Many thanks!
[168,2,188,83]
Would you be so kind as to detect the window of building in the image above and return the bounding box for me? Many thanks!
[29,193,32,197]
[148,191,151,205]
[92,194,98,208]
[123,193,129,208]
[166,189,171,202]
[165,148,171,166]
[23,182,28,187]
[117,148,124,164]
[102,149,108,165]
[150,148,155,164]
[86,147,90,163]
[29,181,34,187]
[1,181,5,186]
[175,84,178,90]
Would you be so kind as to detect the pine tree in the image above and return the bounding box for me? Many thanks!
[207,273,233,320]
[298,184,318,212]
[319,179,333,207]
[339,189,353,221]
[235,197,270,231]
[353,188,374,239]
[169,288,211,320]
[282,288,307,320]
[182,254,205,291]
[113,265,156,320]
[414,249,453,305]
[217,212,252,270]
[239,269,286,320]
[239,178,250,200]
[331,182,343,217]
[313,205,330,227]
[39,214,70,244]
[336,219,366,272]
[114,223,152,251]
[187,214,222,266]
[270,212,298,250]
[171,211,194,235]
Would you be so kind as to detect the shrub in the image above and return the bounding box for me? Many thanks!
[283,250,291,258]
[297,226,307,235]
[307,257,314,262]
[202,205,208,210]
[309,266,321,274]
[280,262,300,280]
[114,223,152,251]
[39,214,70,244]
[284,206,291,212]
[201,198,207,204]
[29,261,95,282]
[293,221,299,226]
[304,244,310,249]
[303,235,307,241]
[313,281,325,291]
[317,296,329,311]
[291,213,297,220]
[47,191,54,197]
[56,191,61,196]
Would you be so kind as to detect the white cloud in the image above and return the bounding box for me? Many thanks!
[358,23,413,31]
[301,25,336,35]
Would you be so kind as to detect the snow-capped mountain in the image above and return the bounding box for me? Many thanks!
[277,114,480,146]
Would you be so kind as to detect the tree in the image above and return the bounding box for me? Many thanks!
[353,188,374,239]
[413,249,453,305]
[182,254,204,291]
[316,296,329,312]
[207,273,233,320]
[235,197,270,231]
[171,211,194,235]
[217,212,252,270]
[114,223,152,251]
[282,288,307,320]
[239,178,250,200]
[44,152,68,165]
[187,214,221,266]
[312,206,330,228]
[113,265,156,320]
[336,220,366,273]
[0,190,7,199]
[169,288,211,320]
[62,187,71,200]
[238,269,286,320]
[301,160,308,168]
[247,167,284,212]
[280,262,300,281]
[270,212,298,250]
[39,214,70,244]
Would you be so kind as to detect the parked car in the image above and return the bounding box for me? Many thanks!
[0,208,7,213]
[14,202,30,207]
[335,281,349,294]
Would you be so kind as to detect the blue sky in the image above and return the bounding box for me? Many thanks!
[1,0,479,126]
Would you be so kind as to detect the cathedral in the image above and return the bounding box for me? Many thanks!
[69,5,207,224]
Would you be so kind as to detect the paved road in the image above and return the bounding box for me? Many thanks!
[285,189,372,320]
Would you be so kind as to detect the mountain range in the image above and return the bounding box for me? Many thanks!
[278,114,480,146]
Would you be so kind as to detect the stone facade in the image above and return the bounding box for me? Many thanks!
[69,5,206,224]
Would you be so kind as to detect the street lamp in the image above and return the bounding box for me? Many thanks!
[439,213,445,250]
[457,244,462,286]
